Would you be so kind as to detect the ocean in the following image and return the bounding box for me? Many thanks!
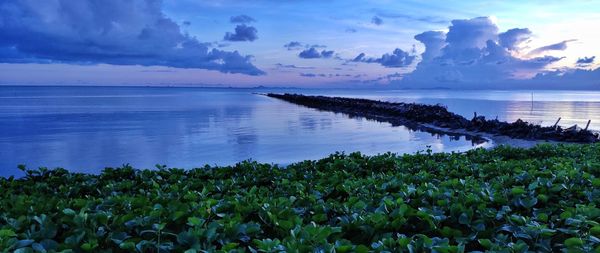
[1,86,599,176]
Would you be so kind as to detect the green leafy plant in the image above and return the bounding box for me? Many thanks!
[1,143,600,252]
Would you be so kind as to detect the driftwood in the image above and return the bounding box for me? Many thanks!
[267,93,599,143]
[585,120,592,131]
[553,117,561,128]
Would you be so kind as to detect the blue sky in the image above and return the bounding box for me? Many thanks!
[0,0,599,88]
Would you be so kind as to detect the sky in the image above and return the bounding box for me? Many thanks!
[0,0,599,89]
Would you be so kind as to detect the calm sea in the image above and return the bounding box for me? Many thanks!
[1,86,599,176]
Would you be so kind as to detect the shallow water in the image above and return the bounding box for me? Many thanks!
[1,86,599,177]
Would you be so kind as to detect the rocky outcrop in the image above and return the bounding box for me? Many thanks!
[267,93,599,143]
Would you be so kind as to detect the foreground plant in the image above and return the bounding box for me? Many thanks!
[1,144,600,252]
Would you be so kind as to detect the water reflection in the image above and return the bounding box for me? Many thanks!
[0,86,483,176]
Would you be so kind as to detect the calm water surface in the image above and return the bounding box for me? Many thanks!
[2,86,600,176]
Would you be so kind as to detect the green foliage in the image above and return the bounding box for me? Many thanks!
[1,143,600,252]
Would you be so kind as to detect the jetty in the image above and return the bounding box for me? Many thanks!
[266,93,599,144]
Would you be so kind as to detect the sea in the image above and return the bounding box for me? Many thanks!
[1,86,600,177]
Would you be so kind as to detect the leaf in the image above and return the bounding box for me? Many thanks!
[15,239,35,248]
[14,248,34,253]
[564,237,584,248]
[355,245,370,253]
[0,229,17,238]
[31,243,47,253]
[518,197,538,209]
[591,226,600,237]
[187,217,204,227]
[39,239,58,251]
[62,209,76,216]
[458,213,470,225]
[119,242,135,250]
[511,187,526,195]
[478,239,493,249]
[81,242,98,251]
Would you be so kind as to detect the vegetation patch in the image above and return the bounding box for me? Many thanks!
[1,144,600,252]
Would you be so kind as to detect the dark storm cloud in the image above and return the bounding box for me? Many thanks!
[0,0,264,75]
[230,15,256,23]
[371,16,383,25]
[298,47,334,59]
[352,49,416,67]
[224,25,258,42]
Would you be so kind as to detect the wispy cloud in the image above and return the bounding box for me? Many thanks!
[527,40,576,57]
[373,10,447,24]
[371,16,383,25]
[274,63,315,69]
[230,14,256,23]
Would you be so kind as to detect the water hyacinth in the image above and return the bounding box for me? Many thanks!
[0,144,600,252]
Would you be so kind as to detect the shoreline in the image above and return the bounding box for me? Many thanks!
[421,123,552,149]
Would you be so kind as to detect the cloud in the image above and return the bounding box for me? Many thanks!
[363,72,405,83]
[353,49,416,67]
[445,17,498,51]
[414,31,446,61]
[300,73,351,78]
[224,25,258,42]
[345,28,357,33]
[321,50,335,58]
[498,28,531,50]
[284,41,304,50]
[298,47,334,59]
[274,63,315,69]
[230,15,256,23]
[284,42,327,51]
[399,17,567,87]
[372,10,447,24]
[0,0,264,75]
[371,16,383,25]
[576,56,595,66]
[531,68,600,88]
[527,40,575,56]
